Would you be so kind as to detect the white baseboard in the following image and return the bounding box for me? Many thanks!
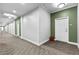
[39,39,49,46]
[78,44,79,48]
[55,39,68,43]
[55,39,79,48]
[5,32,49,46]
[6,32,79,48]
[20,36,40,46]
[67,42,78,46]
[20,36,49,46]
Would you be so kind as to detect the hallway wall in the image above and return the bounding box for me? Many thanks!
[21,8,50,45]
[5,25,8,32]
[51,6,77,43]
[0,27,3,32]
[21,8,39,44]
[5,21,15,35]
[4,8,50,46]
[39,8,50,43]
[78,4,79,48]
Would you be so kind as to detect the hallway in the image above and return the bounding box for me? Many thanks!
[0,3,79,55]
[0,32,79,55]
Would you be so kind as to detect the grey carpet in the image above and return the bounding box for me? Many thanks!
[44,41,79,55]
[0,31,79,55]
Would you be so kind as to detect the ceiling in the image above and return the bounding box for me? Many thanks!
[40,3,78,13]
[0,3,78,26]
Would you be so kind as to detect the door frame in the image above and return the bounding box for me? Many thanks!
[55,16,69,43]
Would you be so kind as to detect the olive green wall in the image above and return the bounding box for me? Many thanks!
[15,17,21,36]
[51,6,77,43]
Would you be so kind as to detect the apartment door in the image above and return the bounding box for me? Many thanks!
[15,19,20,36]
[55,17,69,42]
[17,23,19,36]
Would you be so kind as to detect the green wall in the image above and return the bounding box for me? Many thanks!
[15,17,21,36]
[51,6,77,43]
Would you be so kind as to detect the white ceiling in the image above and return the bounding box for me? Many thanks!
[40,3,78,13]
[0,3,78,26]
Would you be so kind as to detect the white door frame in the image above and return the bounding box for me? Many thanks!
[55,16,69,43]
[77,4,79,48]
[15,22,20,36]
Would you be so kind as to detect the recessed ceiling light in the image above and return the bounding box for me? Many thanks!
[13,10,16,13]
[57,3,65,8]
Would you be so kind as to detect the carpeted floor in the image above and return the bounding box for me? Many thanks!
[44,41,79,55]
[0,31,79,55]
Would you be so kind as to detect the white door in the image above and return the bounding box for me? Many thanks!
[17,23,19,36]
[55,17,69,42]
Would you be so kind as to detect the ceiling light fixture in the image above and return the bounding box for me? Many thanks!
[57,3,65,8]
[3,13,17,19]
[53,3,66,8]
[13,10,16,13]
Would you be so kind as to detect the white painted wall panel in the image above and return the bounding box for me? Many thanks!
[5,24,9,32]
[0,27,3,32]
[21,8,50,46]
[78,4,79,48]
[5,25,7,32]
[10,21,15,35]
[21,9,39,44]
[4,21,15,35]
[11,21,15,35]
[8,24,11,33]
[6,25,9,32]
[4,8,50,46]
[39,8,50,43]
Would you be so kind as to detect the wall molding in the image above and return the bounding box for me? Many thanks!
[39,39,49,46]
[67,42,78,46]
[77,4,79,48]
[19,36,49,46]
[20,36,40,46]
[77,44,79,48]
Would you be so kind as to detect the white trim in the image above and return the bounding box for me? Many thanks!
[56,39,78,46]
[67,42,78,46]
[55,16,69,20]
[20,36,48,46]
[20,36,39,46]
[77,4,79,48]
[14,33,49,46]
[78,44,79,48]
[55,16,79,47]
[55,39,68,43]
[55,16,69,43]
[39,39,49,46]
